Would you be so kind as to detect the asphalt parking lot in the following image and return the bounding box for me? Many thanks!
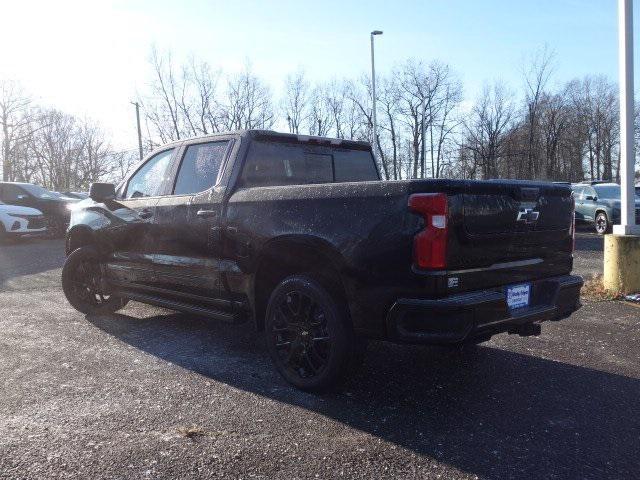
[1,233,639,479]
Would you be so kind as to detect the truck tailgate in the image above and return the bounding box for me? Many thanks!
[405,179,574,293]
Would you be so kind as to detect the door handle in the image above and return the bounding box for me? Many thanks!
[138,209,153,219]
[196,209,218,218]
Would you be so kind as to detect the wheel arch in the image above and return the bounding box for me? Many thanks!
[65,225,96,256]
[251,235,350,332]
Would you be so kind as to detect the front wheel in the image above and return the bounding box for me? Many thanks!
[265,275,355,392]
[595,212,611,235]
[47,217,67,238]
[62,246,128,315]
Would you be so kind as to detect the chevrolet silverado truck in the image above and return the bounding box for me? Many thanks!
[62,130,583,391]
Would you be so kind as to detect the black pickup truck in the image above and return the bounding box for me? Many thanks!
[62,130,582,391]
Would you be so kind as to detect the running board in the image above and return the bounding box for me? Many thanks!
[119,290,242,323]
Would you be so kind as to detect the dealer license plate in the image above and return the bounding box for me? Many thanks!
[506,284,531,310]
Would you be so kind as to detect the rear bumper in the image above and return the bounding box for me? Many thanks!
[386,274,583,344]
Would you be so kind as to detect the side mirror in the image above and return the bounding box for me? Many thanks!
[89,182,116,202]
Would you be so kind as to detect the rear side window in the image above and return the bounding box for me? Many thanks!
[333,149,379,182]
[173,141,230,195]
[125,148,174,199]
[240,142,333,187]
[240,141,377,188]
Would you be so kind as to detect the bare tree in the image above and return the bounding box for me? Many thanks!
[464,82,515,179]
[522,45,555,178]
[0,80,34,181]
[282,70,310,134]
[224,63,274,130]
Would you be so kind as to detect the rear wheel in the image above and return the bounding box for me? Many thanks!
[62,246,128,315]
[265,275,355,392]
[595,212,611,235]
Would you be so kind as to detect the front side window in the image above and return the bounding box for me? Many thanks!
[173,141,230,195]
[240,142,333,188]
[125,149,174,199]
[571,187,584,200]
[585,187,598,199]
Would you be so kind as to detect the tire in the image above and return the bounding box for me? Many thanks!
[0,223,6,245]
[265,275,356,392]
[62,246,128,315]
[47,217,67,238]
[595,211,611,235]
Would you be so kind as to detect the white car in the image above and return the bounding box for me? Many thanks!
[0,200,47,242]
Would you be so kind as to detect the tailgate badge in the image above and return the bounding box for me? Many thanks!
[516,208,539,224]
[448,277,459,288]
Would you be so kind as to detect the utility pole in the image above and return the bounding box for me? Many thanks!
[604,0,640,295]
[613,0,639,235]
[370,30,383,158]
[421,98,427,179]
[131,101,143,161]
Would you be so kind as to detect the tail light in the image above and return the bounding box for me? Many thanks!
[408,193,448,269]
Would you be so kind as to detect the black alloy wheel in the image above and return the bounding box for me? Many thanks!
[62,246,128,315]
[265,275,354,392]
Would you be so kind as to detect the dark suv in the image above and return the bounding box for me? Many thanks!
[0,182,77,237]
[62,130,581,391]
[572,182,640,234]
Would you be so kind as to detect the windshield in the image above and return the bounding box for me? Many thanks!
[19,183,57,199]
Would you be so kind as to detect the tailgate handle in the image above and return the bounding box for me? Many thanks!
[518,187,539,202]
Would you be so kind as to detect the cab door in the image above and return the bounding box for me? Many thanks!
[151,138,234,308]
[582,186,597,221]
[103,147,177,289]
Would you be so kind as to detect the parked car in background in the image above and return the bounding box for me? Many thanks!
[572,181,640,234]
[0,200,46,242]
[62,130,582,391]
[0,182,78,237]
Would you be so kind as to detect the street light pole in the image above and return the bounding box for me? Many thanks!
[613,0,639,235]
[131,101,143,161]
[370,30,383,158]
[421,98,427,178]
[604,0,640,294]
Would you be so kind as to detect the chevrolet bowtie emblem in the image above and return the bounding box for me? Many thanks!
[517,208,540,224]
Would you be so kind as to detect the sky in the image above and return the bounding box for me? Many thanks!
[1,0,638,150]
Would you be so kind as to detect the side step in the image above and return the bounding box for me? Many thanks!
[119,290,243,324]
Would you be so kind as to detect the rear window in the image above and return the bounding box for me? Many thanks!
[240,141,378,188]
[333,149,379,182]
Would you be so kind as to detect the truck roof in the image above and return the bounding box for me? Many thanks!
[166,129,372,151]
